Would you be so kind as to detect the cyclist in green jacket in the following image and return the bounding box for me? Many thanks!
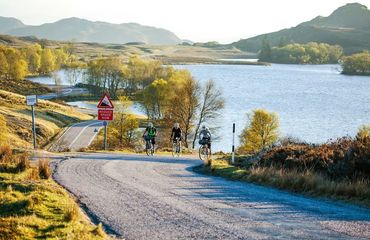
[143,122,157,148]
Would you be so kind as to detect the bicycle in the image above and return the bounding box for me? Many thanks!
[172,137,182,157]
[144,136,154,156]
[199,138,211,161]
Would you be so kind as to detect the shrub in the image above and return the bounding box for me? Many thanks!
[27,167,40,180]
[239,109,279,154]
[64,204,79,222]
[16,153,30,172]
[38,159,51,179]
[0,145,13,163]
[259,136,370,179]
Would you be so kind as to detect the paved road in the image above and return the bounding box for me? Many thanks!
[49,120,102,152]
[38,86,89,100]
[54,153,370,240]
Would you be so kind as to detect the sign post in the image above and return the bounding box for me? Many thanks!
[232,123,235,164]
[97,93,114,150]
[26,95,37,149]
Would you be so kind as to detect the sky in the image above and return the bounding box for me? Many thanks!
[0,0,369,43]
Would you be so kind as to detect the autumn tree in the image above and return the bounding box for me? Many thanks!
[5,48,28,80]
[22,44,41,74]
[239,109,279,153]
[54,48,69,69]
[40,48,56,74]
[108,96,139,148]
[0,51,9,78]
[192,79,225,148]
[166,72,200,148]
[141,79,169,120]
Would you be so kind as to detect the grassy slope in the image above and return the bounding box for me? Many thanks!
[0,78,52,96]
[0,167,107,239]
[0,34,256,62]
[196,159,370,208]
[0,90,92,149]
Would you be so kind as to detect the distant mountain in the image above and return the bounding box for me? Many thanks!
[231,3,370,54]
[0,17,181,45]
[0,16,25,33]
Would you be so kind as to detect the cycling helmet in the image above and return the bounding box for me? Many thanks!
[148,122,153,128]
[174,123,180,128]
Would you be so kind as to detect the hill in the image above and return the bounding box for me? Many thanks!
[0,17,181,45]
[232,3,370,54]
[0,90,92,149]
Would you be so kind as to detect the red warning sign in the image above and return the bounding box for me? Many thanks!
[97,93,114,109]
[98,109,114,121]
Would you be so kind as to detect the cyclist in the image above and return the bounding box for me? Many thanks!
[170,122,182,148]
[143,122,157,149]
[199,125,211,150]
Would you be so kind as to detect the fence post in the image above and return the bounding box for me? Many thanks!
[232,123,235,164]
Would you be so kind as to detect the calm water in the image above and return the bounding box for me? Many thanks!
[175,64,370,151]
[29,64,370,152]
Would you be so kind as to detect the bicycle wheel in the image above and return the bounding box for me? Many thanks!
[145,141,150,156]
[149,143,154,156]
[199,146,206,161]
[176,144,181,157]
[172,143,176,157]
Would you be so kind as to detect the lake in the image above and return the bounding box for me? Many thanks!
[29,64,370,152]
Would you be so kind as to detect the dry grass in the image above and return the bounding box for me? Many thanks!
[0,89,92,149]
[0,148,108,239]
[0,78,52,96]
[200,159,370,207]
[38,159,51,179]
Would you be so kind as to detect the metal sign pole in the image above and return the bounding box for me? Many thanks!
[232,123,235,164]
[31,105,37,149]
[104,121,107,150]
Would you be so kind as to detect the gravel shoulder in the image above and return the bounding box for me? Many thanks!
[54,153,370,240]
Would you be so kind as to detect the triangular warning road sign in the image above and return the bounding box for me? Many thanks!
[97,93,114,109]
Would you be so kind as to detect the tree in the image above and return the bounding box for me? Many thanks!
[341,51,370,75]
[65,61,87,86]
[258,37,272,62]
[114,96,138,146]
[22,44,41,74]
[0,114,8,145]
[40,48,56,74]
[192,79,225,148]
[0,51,9,78]
[239,109,279,153]
[142,79,169,120]
[166,74,200,148]
[54,48,69,69]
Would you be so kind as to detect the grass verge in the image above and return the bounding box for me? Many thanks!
[195,158,370,208]
[0,149,108,239]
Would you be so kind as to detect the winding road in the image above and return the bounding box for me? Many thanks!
[49,120,103,152]
[54,152,370,240]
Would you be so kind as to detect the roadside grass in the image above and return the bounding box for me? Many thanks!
[0,90,92,149]
[197,158,370,208]
[0,148,108,240]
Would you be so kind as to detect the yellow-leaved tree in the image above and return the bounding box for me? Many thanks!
[40,48,56,74]
[239,109,279,153]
